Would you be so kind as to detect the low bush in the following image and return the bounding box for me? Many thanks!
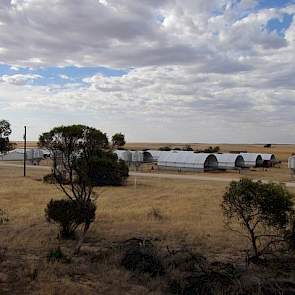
[87,153,129,186]
[121,238,164,277]
[43,173,69,184]
[45,199,96,239]
[0,209,9,225]
[47,246,71,263]
[159,146,171,151]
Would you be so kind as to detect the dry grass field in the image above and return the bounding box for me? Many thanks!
[0,164,272,294]
[2,143,295,294]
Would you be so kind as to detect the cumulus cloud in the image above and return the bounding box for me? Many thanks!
[0,73,42,85]
[0,0,295,142]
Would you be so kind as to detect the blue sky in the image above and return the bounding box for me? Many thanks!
[0,64,128,86]
[0,0,295,143]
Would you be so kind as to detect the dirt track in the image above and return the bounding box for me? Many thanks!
[1,161,295,187]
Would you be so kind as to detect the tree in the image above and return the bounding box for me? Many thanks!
[112,133,126,148]
[221,178,294,260]
[0,120,12,154]
[39,125,109,253]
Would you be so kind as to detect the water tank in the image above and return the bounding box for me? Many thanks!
[288,156,295,175]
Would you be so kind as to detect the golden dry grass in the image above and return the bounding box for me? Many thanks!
[1,163,295,294]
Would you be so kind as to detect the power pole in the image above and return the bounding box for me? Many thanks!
[24,126,27,177]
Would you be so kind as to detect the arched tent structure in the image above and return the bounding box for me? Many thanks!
[260,153,277,167]
[0,148,44,164]
[130,151,144,163]
[239,153,263,168]
[143,151,153,163]
[158,151,218,172]
[214,153,245,170]
[114,150,132,163]
[147,150,165,162]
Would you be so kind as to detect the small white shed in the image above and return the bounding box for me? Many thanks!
[158,151,218,172]
[114,150,132,163]
[239,153,263,168]
[214,153,245,170]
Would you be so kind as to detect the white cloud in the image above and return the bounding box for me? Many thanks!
[0,0,295,142]
[0,73,42,85]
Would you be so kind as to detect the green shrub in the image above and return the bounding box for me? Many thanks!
[47,246,71,263]
[0,209,9,225]
[86,152,129,186]
[221,178,294,260]
[45,199,96,239]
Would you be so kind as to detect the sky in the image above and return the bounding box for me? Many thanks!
[0,0,295,143]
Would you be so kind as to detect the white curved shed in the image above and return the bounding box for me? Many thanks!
[0,149,44,163]
[260,153,276,161]
[158,151,218,171]
[114,150,132,163]
[214,154,245,170]
[147,150,165,162]
[130,151,144,163]
[239,153,263,168]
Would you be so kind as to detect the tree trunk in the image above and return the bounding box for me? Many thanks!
[73,223,90,255]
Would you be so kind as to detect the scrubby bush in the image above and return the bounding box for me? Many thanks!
[203,146,220,153]
[0,208,9,225]
[121,238,164,277]
[182,145,194,151]
[45,199,96,239]
[222,178,294,260]
[86,153,129,186]
[159,146,171,151]
[47,246,71,263]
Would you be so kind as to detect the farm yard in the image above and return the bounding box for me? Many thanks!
[1,143,295,294]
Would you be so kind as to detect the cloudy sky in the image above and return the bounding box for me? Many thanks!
[0,0,295,143]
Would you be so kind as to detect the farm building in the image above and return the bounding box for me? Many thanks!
[214,153,245,170]
[0,148,44,165]
[288,156,295,175]
[260,153,277,167]
[157,151,218,172]
[239,153,263,168]
[143,151,153,162]
[147,150,165,162]
[130,151,144,163]
[114,150,132,163]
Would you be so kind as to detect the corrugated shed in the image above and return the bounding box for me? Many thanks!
[114,150,132,162]
[130,151,144,162]
[239,153,263,167]
[260,153,276,161]
[158,151,218,170]
[214,153,245,169]
[147,150,165,161]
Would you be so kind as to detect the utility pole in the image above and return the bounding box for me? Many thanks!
[24,126,27,177]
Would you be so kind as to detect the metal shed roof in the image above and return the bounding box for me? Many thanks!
[260,153,276,161]
[114,150,132,162]
[239,153,262,167]
[147,150,165,161]
[214,153,245,169]
[158,151,217,169]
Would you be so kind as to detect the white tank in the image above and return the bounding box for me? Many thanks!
[288,156,295,170]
